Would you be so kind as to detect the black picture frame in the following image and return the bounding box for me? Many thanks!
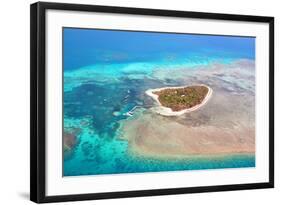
[30,1,274,203]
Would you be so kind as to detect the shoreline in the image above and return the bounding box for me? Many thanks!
[145,84,213,116]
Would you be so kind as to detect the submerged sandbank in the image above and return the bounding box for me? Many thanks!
[119,111,255,159]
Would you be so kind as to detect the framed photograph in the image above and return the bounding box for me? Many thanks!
[30,2,274,203]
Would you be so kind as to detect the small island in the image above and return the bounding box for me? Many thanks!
[145,84,212,116]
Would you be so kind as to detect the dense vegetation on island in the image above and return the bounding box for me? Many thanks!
[153,85,209,111]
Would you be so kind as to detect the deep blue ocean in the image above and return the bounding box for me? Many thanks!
[63,28,255,176]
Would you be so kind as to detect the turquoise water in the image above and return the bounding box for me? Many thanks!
[63,28,255,176]
[63,114,255,176]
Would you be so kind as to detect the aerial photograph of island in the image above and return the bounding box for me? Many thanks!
[63,28,255,176]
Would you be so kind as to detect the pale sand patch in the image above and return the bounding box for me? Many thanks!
[119,112,255,159]
[145,84,213,116]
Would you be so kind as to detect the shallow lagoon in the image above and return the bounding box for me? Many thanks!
[63,59,255,176]
[63,28,255,176]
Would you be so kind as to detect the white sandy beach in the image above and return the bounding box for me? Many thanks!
[145,84,213,116]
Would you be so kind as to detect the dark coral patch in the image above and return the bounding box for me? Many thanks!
[64,128,81,160]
